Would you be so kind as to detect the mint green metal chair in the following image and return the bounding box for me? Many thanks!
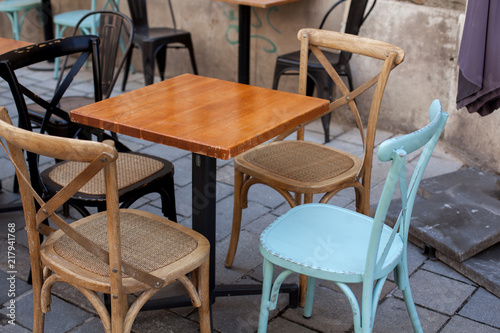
[52,0,119,79]
[0,0,41,40]
[258,99,449,333]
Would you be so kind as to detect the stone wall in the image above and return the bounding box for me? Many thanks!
[1,0,498,172]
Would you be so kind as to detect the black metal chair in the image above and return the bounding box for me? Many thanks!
[121,0,198,90]
[27,10,133,144]
[0,35,177,221]
[272,0,376,143]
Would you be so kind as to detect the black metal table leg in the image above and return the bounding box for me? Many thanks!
[192,153,217,303]
[238,5,251,84]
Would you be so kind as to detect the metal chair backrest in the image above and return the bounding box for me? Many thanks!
[0,35,101,131]
[0,35,101,194]
[126,0,177,31]
[57,10,134,99]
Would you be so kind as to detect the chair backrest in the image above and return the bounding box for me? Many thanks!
[319,0,377,63]
[0,35,101,193]
[366,99,448,280]
[0,35,101,131]
[126,0,177,31]
[290,28,404,205]
[58,10,134,99]
[0,106,129,313]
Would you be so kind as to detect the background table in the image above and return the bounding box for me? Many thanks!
[214,0,299,84]
[0,37,32,54]
[71,73,329,307]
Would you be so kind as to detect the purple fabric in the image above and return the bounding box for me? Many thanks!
[456,1,500,116]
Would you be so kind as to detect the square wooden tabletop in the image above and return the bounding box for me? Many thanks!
[70,74,329,160]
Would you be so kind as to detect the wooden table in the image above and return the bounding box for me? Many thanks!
[71,73,329,307]
[0,37,32,54]
[213,0,299,84]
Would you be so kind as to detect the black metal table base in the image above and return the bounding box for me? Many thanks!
[140,283,299,311]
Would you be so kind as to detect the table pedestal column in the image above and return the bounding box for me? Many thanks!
[238,5,251,84]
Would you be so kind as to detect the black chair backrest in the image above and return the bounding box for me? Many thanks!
[127,0,177,31]
[57,10,134,99]
[0,36,101,195]
[0,36,101,132]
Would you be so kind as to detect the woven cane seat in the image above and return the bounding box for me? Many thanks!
[42,152,167,195]
[49,210,198,277]
[240,141,359,185]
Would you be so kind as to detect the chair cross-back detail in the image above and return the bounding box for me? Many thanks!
[225,28,404,305]
[32,9,135,144]
[0,35,177,221]
[257,99,449,332]
[0,107,211,333]
[272,0,377,143]
[121,0,198,90]
[29,10,133,140]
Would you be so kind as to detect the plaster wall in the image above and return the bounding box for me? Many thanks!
[0,0,498,172]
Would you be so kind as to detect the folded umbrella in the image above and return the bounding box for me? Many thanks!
[456,0,500,116]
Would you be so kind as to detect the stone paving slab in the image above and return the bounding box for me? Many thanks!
[387,168,500,263]
[458,287,500,328]
[393,270,475,316]
[440,316,500,333]
[373,297,448,333]
[0,292,93,333]
[438,243,500,299]
[0,271,31,307]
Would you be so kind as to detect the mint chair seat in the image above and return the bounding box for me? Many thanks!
[258,100,449,333]
[0,0,41,40]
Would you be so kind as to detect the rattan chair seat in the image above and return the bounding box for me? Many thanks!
[240,141,359,185]
[46,152,164,195]
[49,210,198,278]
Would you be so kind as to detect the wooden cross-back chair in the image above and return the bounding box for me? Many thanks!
[0,36,177,220]
[0,106,211,333]
[272,0,377,143]
[257,100,449,332]
[225,29,405,292]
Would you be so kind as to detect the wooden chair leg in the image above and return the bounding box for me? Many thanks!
[32,269,45,333]
[299,274,308,308]
[198,259,212,333]
[225,169,244,268]
[110,292,127,332]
